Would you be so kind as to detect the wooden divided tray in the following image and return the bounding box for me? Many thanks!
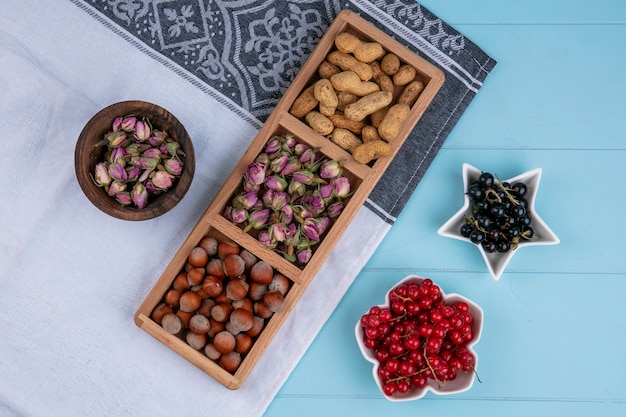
[134,10,445,389]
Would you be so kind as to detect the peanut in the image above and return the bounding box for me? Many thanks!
[314,78,338,116]
[378,103,411,142]
[330,128,362,153]
[354,42,385,63]
[329,113,366,134]
[327,51,373,81]
[397,80,424,106]
[361,125,382,143]
[344,91,393,122]
[380,53,400,75]
[289,85,319,118]
[330,71,379,96]
[352,140,392,164]
[334,32,361,54]
[370,61,394,93]
[370,107,388,128]
[392,64,417,86]
[318,61,340,79]
[305,111,334,135]
[336,91,358,111]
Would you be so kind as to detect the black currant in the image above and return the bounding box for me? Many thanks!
[469,230,485,244]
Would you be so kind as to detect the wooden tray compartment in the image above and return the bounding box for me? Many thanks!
[135,10,444,390]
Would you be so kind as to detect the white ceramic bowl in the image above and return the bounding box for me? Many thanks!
[437,163,559,280]
[354,275,483,401]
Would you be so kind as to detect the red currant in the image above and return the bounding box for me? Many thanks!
[386,358,401,373]
[403,335,421,351]
[383,381,397,396]
[400,360,417,377]
[411,373,428,388]
[397,379,411,393]
[389,341,405,356]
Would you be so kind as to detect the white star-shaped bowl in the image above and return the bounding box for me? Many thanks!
[437,163,560,281]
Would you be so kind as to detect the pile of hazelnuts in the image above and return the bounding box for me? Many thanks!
[150,234,291,374]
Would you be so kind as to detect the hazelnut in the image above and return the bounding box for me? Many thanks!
[250,261,273,285]
[253,300,274,319]
[201,276,223,298]
[231,297,253,313]
[189,314,211,334]
[263,291,285,313]
[198,236,218,256]
[179,291,202,313]
[204,343,222,360]
[186,267,205,286]
[235,333,253,354]
[161,313,183,335]
[248,282,268,301]
[268,273,291,296]
[217,241,240,259]
[228,308,254,334]
[176,309,193,328]
[208,317,225,338]
[197,298,216,316]
[219,351,241,373]
[210,303,232,323]
[172,272,191,291]
[226,278,249,301]
[239,250,257,271]
[206,258,226,280]
[151,303,173,324]
[245,315,265,338]
[164,289,182,307]
[223,254,246,278]
[213,330,236,354]
[186,331,207,350]
[188,246,209,268]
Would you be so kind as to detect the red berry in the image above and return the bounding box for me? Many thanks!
[406,300,420,316]
[379,308,393,322]
[363,337,377,349]
[403,335,421,351]
[411,374,428,388]
[383,381,397,396]
[365,326,379,340]
[389,341,405,356]
[454,301,469,313]
[407,283,420,300]
[426,337,443,353]
[391,300,405,315]
[419,296,433,310]
[375,348,390,363]
[397,379,411,393]
[386,358,401,373]
[418,323,433,337]
[400,360,417,377]
[430,309,443,323]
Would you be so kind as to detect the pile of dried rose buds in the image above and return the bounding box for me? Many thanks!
[223,134,353,265]
[90,115,185,209]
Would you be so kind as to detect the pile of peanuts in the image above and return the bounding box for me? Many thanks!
[151,235,291,374]
[289,32,424,164]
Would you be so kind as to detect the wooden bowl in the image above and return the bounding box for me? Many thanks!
[74,100,195,221]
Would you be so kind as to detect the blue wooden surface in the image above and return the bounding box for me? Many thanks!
[264,1,626,415]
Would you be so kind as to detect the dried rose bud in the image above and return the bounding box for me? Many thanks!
[264,137,281,154]
[245,161,266,186]
[288,179,306,198]
[148,130,167,147]
[131,182,148,209]
[280,156,301,176]
[92,162,111,187]
[332,176,351,197]
[302,217,322,242]
[108,163,128,182]
[163,158,183,176]
[269,154,288,173]
[279,204,293,224]
[233,191,258,210]
[126,166,141,182]
[151,171,175,190]
[262,190,288,212]
[268,223,287,242]
[112,116,123,131]
[108,180,126,197]
[303,194,324,214]
[120,116,137,132]
[294,143,310,156]
[104,131,127,147]
[319,182,334,200]
[291,170,314,185]
[284,223,300,246]
[327,201,344,218]
[283,134,297,149]
[258,230,276,249]
[246,208,270,231]
[265,175,287,192]
[320,160,343,179]
[297,247,312,264]
[223,206,247,224]
[115,192,132,206]
[108,146,126,165]
[134,120,151,141]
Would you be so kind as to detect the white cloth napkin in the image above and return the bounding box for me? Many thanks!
[0,1,494,416]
